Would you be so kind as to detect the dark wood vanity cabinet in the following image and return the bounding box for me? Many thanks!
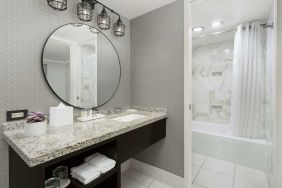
[9,119,166,188]
[118,119,166,163]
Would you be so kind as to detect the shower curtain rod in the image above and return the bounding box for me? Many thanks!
[261,23,274,29]
[193,23,274,40]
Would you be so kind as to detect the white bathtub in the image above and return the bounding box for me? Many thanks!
[192,121,267,171]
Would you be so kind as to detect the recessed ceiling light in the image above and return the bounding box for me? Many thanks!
[211,21,224,28]
[211,31,222,35]
[192,26,204,32]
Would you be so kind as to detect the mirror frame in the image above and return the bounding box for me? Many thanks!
[41,23,121,109]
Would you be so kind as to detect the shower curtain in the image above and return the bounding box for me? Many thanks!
[231,22,264,138]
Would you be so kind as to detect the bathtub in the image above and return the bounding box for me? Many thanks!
[192,121,267,171]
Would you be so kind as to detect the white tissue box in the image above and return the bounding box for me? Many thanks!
[49,103,73,127]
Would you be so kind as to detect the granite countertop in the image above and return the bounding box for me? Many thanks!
[2,107,167,167]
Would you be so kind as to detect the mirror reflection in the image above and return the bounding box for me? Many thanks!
[42,24,121,109]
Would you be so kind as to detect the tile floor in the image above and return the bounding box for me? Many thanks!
[121,168,172,188]
[192,153,270,188]
[121,153,270,188]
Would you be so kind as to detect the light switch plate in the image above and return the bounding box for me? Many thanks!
[6,110,28,121]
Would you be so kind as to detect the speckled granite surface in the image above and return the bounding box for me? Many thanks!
[2,107,167,167]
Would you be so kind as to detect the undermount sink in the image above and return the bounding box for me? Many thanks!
[113,114,147,122]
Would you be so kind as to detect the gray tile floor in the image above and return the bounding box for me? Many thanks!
[121,169,172,188]
[192,153,269,188]
[122,153,269,188]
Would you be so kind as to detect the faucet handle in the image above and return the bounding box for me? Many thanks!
[114,106,123,113]
[92,108,99,112]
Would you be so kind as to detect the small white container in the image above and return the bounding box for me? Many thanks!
[24,121,47,137]
[49,103,73,127]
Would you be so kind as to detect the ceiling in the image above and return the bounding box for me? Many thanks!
[99,0,177,19]
[53,24,97,44]
[193,30,235,47]
[44,39,70,62]
[192,0,274,38]
[44,25,97,62]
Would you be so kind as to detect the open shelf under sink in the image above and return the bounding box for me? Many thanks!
[70,166,119,188]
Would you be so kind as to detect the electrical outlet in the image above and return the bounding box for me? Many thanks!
[6,110,28,121]
[11,112,25,118]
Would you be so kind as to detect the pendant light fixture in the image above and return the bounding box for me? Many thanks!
[97,7,110,30]
[47,0,67,11]
[47,0,126,37]
[77,0,94,22]
[114,17,125,37]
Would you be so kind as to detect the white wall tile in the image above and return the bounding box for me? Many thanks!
[192,40,234,124]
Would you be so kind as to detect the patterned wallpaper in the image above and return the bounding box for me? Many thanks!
[192,40,234,124]
[131,1,184,177]
[0,1,131,187]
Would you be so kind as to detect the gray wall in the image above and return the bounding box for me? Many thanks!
[97,35,121,106]
[0,1,131,187]
[131,1,184,177]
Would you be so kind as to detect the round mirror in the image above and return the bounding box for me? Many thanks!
[42,23,121,109]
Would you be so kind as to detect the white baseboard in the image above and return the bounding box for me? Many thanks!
[121,159,131,173]
[121,159,184,188]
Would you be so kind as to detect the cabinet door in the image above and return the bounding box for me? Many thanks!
[9,147,45,188]
[118,119,166,163]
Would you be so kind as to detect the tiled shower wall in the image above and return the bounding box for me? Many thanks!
[0,1,131,187]
[192,40,234,124]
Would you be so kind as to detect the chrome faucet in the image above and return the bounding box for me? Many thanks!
[114,106,123,113]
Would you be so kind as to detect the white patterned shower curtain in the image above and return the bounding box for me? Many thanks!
[231,22,264,138]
